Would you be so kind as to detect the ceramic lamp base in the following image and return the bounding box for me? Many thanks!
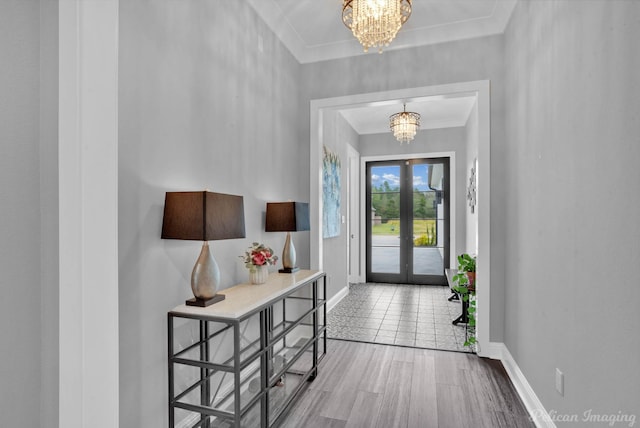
[281,232,297,271]
[191,241,221,300]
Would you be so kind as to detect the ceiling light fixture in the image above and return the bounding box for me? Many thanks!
[390,104,420,144]
[342,0,412,53]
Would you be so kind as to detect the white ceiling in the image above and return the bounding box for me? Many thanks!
[246,1,509,135]
[339,94,477,135]
[247,0,516,64]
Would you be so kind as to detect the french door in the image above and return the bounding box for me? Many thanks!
[366,158,450,285]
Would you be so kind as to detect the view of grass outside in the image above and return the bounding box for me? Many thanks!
[372,219,438,247]
[371,168,440,247]
[371,219,437,235]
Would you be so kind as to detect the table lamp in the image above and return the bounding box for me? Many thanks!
[162,191,245,307]
[265,202,310,273]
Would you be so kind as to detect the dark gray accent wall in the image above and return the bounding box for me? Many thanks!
[504,0,640,419]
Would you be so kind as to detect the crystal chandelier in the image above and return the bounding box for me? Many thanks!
[390,104,420,144]
[342,0,412,53]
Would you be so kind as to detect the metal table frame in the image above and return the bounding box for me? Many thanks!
[168,271,326,428]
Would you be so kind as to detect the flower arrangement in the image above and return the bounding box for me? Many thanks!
[240,242,278,271]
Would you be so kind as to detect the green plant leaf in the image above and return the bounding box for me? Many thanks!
[452,285,469,294]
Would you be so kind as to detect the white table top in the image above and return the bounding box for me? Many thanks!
[169,269,324,321]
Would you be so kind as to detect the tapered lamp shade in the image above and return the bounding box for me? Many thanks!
[162,191,246,241]
[265,202,310,273]
[162,191,246,307]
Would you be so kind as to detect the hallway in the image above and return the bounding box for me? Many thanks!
[327,283,473,352]
[280,340,533,428]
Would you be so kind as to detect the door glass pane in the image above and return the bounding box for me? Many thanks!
[370,165,401,274]
[412,164,444,276]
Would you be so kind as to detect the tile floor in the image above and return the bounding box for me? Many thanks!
[327,282,475,353]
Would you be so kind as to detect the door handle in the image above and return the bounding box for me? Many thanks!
[351,234,355,239]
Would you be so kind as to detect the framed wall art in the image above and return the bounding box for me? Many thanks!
[322,145,341,238]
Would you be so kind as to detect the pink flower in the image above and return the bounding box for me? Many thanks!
[240,243,278,268]
[252,252,266,266]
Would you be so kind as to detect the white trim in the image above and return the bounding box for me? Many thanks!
[310,81,491,350]
[497,343,557,428]
[310,108,323,271]
[359,157,366,284]
[247,0,517,64]
[475,80,492,359]
[346,144,361,284]
[478,341,504,360]
[59,2,119,427]
[327,285,349,312]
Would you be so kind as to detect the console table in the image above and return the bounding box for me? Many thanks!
[167,270,326,428]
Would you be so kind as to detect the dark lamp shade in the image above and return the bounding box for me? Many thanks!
[161,191,246,241]
[265,202,310,232]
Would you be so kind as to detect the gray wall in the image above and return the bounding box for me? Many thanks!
[118,1,306,426]
[302,35,507,341]
[322,112,359,297]
[359,126,469,263]
[504,0,640,421]
[114,1,640,425]
[0,1,42,426]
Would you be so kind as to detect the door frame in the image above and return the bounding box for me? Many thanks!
[362,154,456,284]
[59,1,120,426]
[310,80,491,356]
[347,144,362,283]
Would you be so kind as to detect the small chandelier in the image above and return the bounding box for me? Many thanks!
[342,0,412,53]
[390,104,420,144]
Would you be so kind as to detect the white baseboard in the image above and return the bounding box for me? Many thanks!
[477,340,503,359]
[326,285,349,312]
[348,275,364,284]
[494,343,557,428]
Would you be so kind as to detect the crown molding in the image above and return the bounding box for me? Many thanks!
[248,0,517,64]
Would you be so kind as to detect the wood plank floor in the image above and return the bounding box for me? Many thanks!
[277,340,534,428]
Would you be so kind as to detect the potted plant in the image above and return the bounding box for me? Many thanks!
[453,253,476,291]
[452,253,477,347]
[240,242,278,284]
